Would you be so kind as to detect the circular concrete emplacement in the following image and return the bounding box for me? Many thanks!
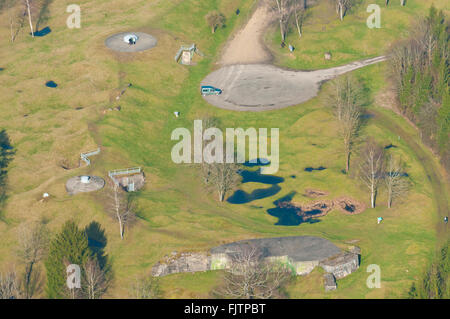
[66,176,105,195]
[105,32,157,53]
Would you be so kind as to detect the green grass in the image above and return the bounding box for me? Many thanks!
[267,0,449,70]
[0,0,447,299]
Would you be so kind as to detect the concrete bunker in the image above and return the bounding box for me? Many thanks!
[151,236,361,289]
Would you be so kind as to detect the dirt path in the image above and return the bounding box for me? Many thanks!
[219,1,274,65]
[369,109,449,241]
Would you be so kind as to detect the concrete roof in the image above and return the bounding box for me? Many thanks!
[210,236,341,262]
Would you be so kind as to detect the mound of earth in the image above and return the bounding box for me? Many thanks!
[304,188,329,198]
[278,196,366,220]
[333,197,366,215]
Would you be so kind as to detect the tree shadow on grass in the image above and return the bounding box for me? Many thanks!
[85,221,112,278]
[0,130,14,222]
[34,27,52,37]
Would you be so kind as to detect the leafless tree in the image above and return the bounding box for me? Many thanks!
[2,0,25,43]
[0,270,21,299]
[340,102,361,173]
[329,0,355,21]
[358,138,385,208]
[207,159,241,202]
[384,154,409,208]
[82,258,110,299]
[273,0,293,43]
[130,276,161,299]
[292,0,308,38]
[205,11,226,34]
[400,0,406,6]
[16,221,48,299]
[24,0,34,37]
[107,181,135,240]
[216,245,292,299]
[328,76,363,173]
[199,116,221,185]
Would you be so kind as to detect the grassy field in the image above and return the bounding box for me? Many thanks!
[0,0,447,298]
[267,0,450,70]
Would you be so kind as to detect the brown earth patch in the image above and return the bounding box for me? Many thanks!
[304,188,329,198]
[333,197,366,215]
[278,196,366,221]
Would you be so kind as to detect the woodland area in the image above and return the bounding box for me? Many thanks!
[389,6,449,172]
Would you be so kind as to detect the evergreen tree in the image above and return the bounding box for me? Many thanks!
[409,242,449,299]
[45,220,92,299]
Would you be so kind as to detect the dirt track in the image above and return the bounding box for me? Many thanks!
[219,2,273,65]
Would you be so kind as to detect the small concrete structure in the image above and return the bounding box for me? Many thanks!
[174,44,204,65]
[115,173,145,192]
[324,273,337,291]
[123,34,138,44]
[105,32,157,53]
[109,167,145,192]
[320,251,359,279]
[324,52,332,60]
[66,176,105,195]
[152,252,210,277]
[80,175,90,183]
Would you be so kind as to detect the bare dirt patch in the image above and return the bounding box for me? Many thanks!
[333,197,366,215]
[278,196,366,221]
[304,188,329,198]
[219,1,274,65]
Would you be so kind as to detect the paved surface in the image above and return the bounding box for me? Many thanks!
[211,236,342,262]
[105,32,157,53]
[201,56,386,111]
[66,176,105,195]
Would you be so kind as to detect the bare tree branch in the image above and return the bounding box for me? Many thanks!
[130,276,161,299]
[215,245,292,299]
[107,181,136,240]
[272,0,293,43]
[358,138,385,208]
[0,270,21,299]
[16,221,48,299]
[327,75,363,173]
[384,154,410,208]
[82,258,110,299]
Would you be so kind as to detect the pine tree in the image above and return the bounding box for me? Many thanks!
[45,220,92,299]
